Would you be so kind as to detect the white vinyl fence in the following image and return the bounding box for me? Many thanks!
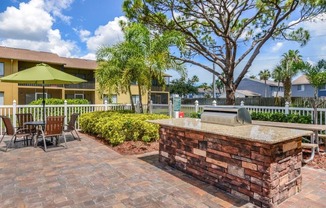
[1,100,326,135]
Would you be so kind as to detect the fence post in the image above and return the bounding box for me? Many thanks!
[240,101,245,107]
[212,100,217,106]
[149,100,153,114]
[13,100,17,129]
[64,100,68,128]
[104,100,108,111]
[169,100,173,118]
[195,100,199,113]
[285,101,289,115]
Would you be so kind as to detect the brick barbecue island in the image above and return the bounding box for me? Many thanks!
[149,118,312,207]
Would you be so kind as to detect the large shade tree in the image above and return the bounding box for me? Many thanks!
[123,0,326,104]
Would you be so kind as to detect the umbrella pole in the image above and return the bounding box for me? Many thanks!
[43,81,45,122]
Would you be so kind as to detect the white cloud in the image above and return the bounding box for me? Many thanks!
[301,13,326,36]
[0,0,53,41]
[44,0,74,24]
[80,53,96,60]
[271,42,283,52]
[1,29,77,57]
[0,0,76,57]
[85,16,127,52]
[78,29,91,42]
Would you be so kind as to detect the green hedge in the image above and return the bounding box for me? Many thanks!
[80,111,169,145]
[251,112,312,124]
[30,98,89,105]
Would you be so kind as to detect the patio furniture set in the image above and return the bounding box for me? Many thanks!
[0,113,80,152]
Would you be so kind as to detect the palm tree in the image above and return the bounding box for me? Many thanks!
[272,65,285,98]
[258,69,271,97]
[122,23,185,113]
[281,50,303,103]
[302,60,326,124]
[96,23,184,113]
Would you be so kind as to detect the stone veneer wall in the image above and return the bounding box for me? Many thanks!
[159,126,302,207]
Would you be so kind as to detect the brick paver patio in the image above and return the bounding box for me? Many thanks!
[0,133,325,208]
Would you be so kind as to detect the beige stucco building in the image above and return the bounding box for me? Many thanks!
[0,46,170,105]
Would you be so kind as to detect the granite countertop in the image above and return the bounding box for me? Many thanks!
[148,118,313,144]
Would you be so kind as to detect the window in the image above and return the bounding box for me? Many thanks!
[35,93,47,100]
[74,94,84,99]
[0,62,4,76]
[103,94,117,103]
[0,92,3,105]
[132,95,140,104]
[297,85,305,91]
[320,85,326,91]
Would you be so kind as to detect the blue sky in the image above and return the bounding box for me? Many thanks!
[0,0,325,83]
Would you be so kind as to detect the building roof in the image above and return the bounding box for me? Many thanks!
[0,46,65,65]
[244,78,283,87]
[292,75,310,85]
[0,46,97,70]
[60,57,97,70]
[236,90,261,97]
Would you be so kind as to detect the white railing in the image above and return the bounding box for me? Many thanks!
[0,100,133,134]
[1,100,326,135]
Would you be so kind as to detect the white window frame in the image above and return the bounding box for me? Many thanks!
[297,85,305,91]
[0,62,4,76]
[74,94,84,99]
[35,93,47,100]
[132,95,140,104]
[0,92,3,105]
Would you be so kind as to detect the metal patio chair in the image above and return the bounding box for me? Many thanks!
[16,113,36,145]
[37,116,67,152]
[0,116,31,151]
[64,113,81,141]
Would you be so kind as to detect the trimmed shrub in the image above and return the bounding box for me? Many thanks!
[30,98,89,105]
[251,112,311,124]
[80,111,169,146]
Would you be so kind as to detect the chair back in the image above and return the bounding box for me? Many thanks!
[0,116,15,135]
[16,113,33,128]
[44,116,65,136]
[67,113,79,131]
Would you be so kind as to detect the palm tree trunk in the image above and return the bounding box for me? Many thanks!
[128,85,135,112]
[284,77,292,103]
[138,83,144,113]
[264,80,267,97]
[313,87,318,124]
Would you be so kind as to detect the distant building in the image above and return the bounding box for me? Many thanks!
[0,46,169,105]
[237,78,283,97]
[219,90,261,98]
[292,74,326,97]
[291,75,314,97]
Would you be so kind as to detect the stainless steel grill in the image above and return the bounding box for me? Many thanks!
[201,106,252,126]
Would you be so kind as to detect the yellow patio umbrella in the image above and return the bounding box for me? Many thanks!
[0,63,87,121]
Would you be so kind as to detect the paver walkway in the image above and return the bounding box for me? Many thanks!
[0,133,325,208]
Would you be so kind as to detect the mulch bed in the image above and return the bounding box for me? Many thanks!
[86,133,326,170]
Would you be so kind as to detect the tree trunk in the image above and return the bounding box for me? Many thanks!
[138,83,144,113]
[276,81,280,97]
[225,82,235,105]
[264,80,267,97]
[313,87,318,124]
[284,77,292,103]
[147,89,152,113]
[128,86,135,112]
